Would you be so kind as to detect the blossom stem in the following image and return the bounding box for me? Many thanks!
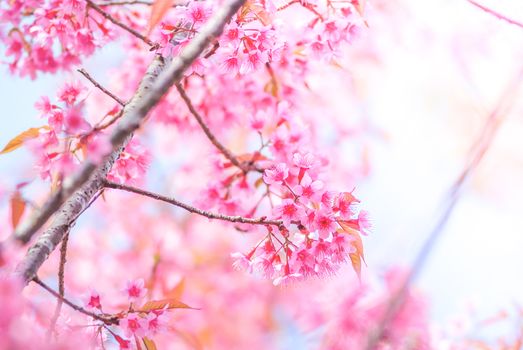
[467,0,523,29]
[104,180,284,227]
[86,0,155,46]
[175,82,250,172]
[32,276,119,325]
[78,68,126,106]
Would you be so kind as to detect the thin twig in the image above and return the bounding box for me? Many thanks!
[86,0,155,46]
[175,82,248,172]
[48,232,70,339]
[32,277,119,325]
[78,69,126,106]
[364,66,523,350]
[467,0,523,29]
[104,180,283,227]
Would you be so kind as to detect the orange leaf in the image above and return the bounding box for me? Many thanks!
[0,126,47,154]
[264,79,279,98]
[349,253,361,281]
[142,337,157,350]
[140,298,195,312]
[338,221,365,260]
[254,177,265,188]
[10,191,25,229]
[164,278,185,300]
[147,0,175,35]
[353,0,366,16]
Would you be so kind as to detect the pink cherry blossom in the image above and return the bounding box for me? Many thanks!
[314,209,337,239]
[272,198,304,226]
[64,107,90,134]
[357,210,372,236]
[57,82,85,106]
[124,278,147,303]
[294,172,324,201]
[83,289,102,310]
[263,163,289,185]
[120,314,146,337]
[293,152,316,169]
[86,134,112,164]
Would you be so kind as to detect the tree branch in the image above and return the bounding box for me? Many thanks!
[32,276,119,326]
[467,0,523,29]
[13,0,248,285]
[86,0,155,46]
[78,68,126,106]
[175,82,250,172]
[104,180,283,226]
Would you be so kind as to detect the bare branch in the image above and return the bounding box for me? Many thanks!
[13,0,248,285]
[78,68,126,106]
[175,82,249,171]
[33,277,119,326]
[467,0,523,29]
[86,0,155,46]
[104,180,283,226]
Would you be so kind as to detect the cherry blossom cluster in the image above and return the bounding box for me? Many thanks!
[155,0,365,77]
[29,81,149,184]
[228,120,371,285]
[1,0,100,78]
[82,278,183,349]
[31,81,93,180]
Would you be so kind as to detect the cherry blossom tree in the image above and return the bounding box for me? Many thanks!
[0,0,521,349]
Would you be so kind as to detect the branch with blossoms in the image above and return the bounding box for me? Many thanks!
[12,0,250,285]
[0,0,372,347]
[33,275,195,348]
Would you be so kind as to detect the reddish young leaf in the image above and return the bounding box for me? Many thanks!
[147,0,175,35]
[0,126,47,154]
[164,278,185,300]
[140,298,194,312]
[352,0,366,16]
[10,191,26,229]
[338,220,365,260]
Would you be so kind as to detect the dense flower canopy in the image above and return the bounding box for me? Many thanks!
[0,0,521,349]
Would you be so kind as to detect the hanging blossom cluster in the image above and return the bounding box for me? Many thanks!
[81,278,192,348]
[0,0,371,345]
[156,0,365,77]
[218,109,371,285]
[0,270,191,349]
[85,0,371,284]
[1,0,102,78]
[29,80,149,184]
